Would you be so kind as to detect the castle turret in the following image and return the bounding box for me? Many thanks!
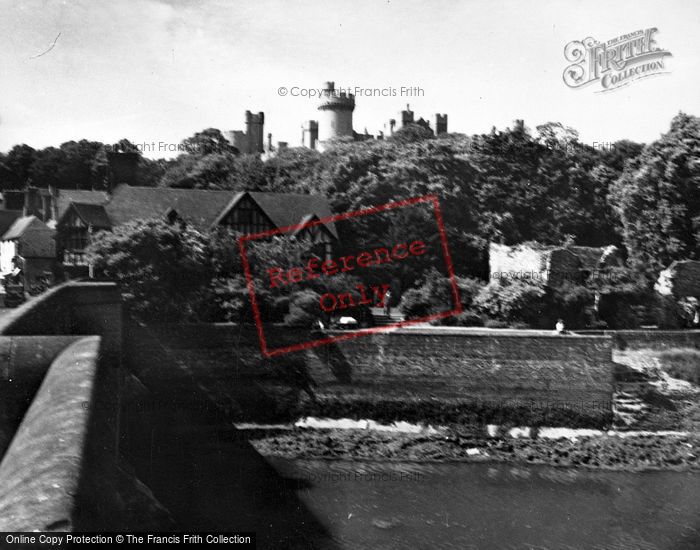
[226,111,265,154]
[434,113,448,135]
[399,104,414,129]
[245,111,265,154]
[317,82,355,143]
[302,120,319,149]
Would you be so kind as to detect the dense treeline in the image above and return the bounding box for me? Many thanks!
[7,113,700,327]
[0,139,167,191]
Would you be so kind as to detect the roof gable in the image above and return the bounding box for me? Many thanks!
[56,189,110,220]
[215,191,338,238]
[69,202,112,229]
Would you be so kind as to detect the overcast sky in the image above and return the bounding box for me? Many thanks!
[1,0,698,158]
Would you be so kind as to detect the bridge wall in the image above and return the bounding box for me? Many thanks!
[0,282,124,530]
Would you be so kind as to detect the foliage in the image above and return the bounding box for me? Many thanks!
[389,123,435,144]
[657,348,700,385]
[547,283,594,329]
[181,128,236,156]
[652,294,692,329]
[2,116,671,326]
[474,279,548,327]
[400,268,460,318]
[0,139,163,191]
[87,219,212,321]
[609,112,700,279]
[284,289,323,326]
[438,310,484,327]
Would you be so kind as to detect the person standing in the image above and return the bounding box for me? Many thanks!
[384,289,392,317]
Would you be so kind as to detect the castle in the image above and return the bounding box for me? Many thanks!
[226,81,448,155]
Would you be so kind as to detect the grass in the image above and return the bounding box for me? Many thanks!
[657,348,700,385]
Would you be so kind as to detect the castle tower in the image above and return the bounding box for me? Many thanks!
[317,82,355,143]
[245,111,265,154]
[302,120,319,149]
[399,104,414,129]
[434,113,448,135]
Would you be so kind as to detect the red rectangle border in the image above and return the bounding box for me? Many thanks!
[238,194,462,358]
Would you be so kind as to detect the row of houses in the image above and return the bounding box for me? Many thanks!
[0,185,338,293]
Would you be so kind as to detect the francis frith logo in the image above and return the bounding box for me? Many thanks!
[563,28,672,92]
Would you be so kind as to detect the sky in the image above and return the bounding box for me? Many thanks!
[1,0,698,158]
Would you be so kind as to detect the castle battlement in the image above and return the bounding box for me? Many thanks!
[318,81,355,111]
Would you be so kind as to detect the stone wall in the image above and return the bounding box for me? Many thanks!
[309,327,613,404]
[0,282,125,530]
[139,324,615,426]
[0,337,119,531]
[0,335,83,456]
[576,329,700,350]
[0,281,122,364]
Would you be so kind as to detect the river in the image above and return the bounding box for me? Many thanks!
[267,457,700,549]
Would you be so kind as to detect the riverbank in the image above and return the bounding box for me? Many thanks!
[250,427,700,471]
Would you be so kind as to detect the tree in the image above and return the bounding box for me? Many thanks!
[389,123,435,144]
[58,140,107,189]
[181,128,236,156]
[4,144,36,188]
[474,279,548,327]
[87,219,213,321]
[609,112,700,279]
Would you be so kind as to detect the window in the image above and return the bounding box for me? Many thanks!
[60,210,90,265]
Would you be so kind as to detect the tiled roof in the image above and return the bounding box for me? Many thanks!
[106,185,338,236]
[105,185,238,230]
[0,210,22,236]
[249,191,338,238]
[70,203,112,229]
[56,190,110,220]
[2,216,41,241]
[2,216,53,241]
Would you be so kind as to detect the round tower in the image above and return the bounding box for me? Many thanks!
[317,81,355,142]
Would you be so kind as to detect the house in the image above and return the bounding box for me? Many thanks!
[0,215,56,290]
[55,184,338,275]
[23,186,110,225]
[59,202,112,276]
[212,191,337,259]
[489,242,624,286]
[568,245,624,277]
[0,210,23,275]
